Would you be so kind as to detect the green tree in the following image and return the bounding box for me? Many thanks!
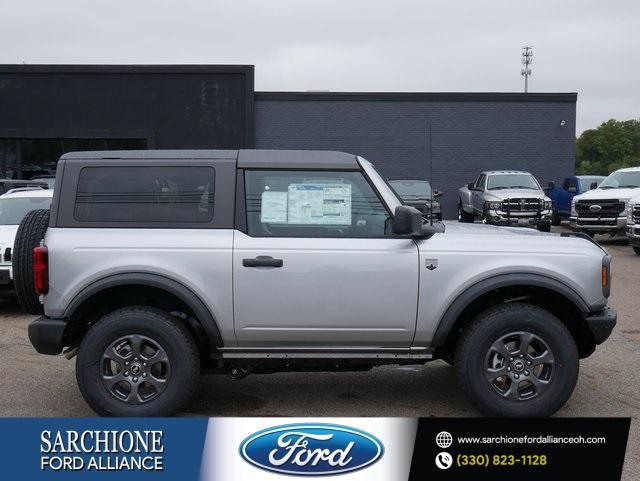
[576,119,640,175]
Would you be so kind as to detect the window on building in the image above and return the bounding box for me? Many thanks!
[74,166,215,223]
[0,138,147,180]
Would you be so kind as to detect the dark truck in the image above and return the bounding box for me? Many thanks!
[545,176,605,225]
[388,179,442,221]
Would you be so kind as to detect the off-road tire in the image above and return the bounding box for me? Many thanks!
[76,307,200,416]
[454,303,579,417]
[458,202,474,223]
[12,209,50,314]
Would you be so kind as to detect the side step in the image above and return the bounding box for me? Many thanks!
[216,347,433,360]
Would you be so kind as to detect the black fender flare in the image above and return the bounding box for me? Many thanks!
[63,272,223,346]
[431,273,592,347]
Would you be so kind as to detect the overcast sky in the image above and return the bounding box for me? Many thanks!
[1,0,638,133]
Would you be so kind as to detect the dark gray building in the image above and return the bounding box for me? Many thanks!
[0,65,576,218]
[255,92,577,218]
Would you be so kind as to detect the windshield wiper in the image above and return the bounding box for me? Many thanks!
[488,186,510,190]
[617,185,640,188]
[510,186,537,189]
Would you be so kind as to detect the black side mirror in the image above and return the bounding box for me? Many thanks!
[467,182,475,191]
[392,205,423,235]
[433,189,443,198]
[590,182,598,190]
[547,181,555,190]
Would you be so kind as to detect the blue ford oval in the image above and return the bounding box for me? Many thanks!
[239,423,384,476]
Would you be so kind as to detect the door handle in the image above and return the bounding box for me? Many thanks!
[242,256,283,268]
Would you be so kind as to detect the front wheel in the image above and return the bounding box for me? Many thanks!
[551,210,561,226]
[537,222,551,233]
[633,246,640,256]
[76,307,200,416]
[455,303,578,417]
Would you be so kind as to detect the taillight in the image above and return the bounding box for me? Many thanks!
[33,245,49,295]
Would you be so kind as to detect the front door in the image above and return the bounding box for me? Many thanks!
[232,168,419,347]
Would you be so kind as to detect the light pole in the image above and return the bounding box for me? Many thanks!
[521,46,533,93]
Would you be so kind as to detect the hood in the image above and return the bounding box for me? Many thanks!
[442,221,552,237]
[483,189,549,201]
[0,225,18,249]
[574,187,640,202]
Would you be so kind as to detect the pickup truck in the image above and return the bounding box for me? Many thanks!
[570,167,640,237]
[458,171,553,232]
[626,195,640,255]
[545,175,605,225]
[16,150,615,418]
[388,179,442,221]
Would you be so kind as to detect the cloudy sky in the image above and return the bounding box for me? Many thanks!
[1,0,638,133]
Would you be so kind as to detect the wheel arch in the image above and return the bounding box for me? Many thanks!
[63,272,223,348]
[431,273,592,350]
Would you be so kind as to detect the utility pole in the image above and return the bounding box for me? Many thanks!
[521,46,533,93]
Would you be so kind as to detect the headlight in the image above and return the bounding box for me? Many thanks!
[484,201,502,210]
[544,200,552,210]
[571,200,577,216]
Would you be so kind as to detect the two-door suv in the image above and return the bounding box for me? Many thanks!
[18,150,616,417]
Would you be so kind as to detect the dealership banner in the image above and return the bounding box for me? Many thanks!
[0,417,629,480]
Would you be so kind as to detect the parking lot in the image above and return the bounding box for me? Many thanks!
[0,224,638,478]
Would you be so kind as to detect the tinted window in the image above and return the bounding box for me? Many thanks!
[388,180,432,198]
[245,170,391,237]
[75,166,214,223]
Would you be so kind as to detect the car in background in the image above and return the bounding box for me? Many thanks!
[0,179,48,194]
[458,170,552,232]
[545,175,605,225]
[625,194,640,255]
[570,167,640,237]
[0,188,53,293]
[30,175,56,189]
[388,179,442,221]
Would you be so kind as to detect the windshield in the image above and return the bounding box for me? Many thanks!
[388,180,432,198]
[599,170,640,189]
[0,197,52,225]
[487,174,541,190]
[579,177,605,192]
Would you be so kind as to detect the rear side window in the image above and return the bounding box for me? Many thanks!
[74,166,214,223]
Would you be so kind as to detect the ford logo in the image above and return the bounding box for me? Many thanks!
[589,204,603,212]
[239,423,384,476]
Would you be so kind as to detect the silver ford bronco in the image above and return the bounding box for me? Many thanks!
[18,150,616,417]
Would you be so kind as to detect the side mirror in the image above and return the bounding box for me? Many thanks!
[547,181,555,190]
[433,189,443,198]
[392,205,423,236]
[590,182,598,190]
[467,182,475,191]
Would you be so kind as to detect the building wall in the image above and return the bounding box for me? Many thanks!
[255,93,577,219]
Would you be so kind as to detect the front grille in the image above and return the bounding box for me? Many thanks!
[633,205,640,224]
[501,198,543,212]
[575,199,625,219]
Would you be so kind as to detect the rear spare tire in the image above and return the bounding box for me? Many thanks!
[13,209,50,314]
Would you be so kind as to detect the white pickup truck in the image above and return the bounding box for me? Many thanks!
[458,171,552,231]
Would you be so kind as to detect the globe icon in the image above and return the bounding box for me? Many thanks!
[435,431,453,449]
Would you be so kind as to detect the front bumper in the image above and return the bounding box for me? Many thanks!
[585,307,617,345]
[484,209,551,226]
[570,216,626,232]
[28,316,67,355]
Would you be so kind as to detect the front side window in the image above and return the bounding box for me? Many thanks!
[74,166,214,223]
[245,170,392,237]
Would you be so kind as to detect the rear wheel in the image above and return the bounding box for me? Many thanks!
[13,209,50,314]
[455,303,578,417]
[76,307,200,416]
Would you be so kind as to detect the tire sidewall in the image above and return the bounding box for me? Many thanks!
[76,310,199,416]
[459,307,579,417]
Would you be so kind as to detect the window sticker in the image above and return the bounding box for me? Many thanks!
[287,183,351,225]
[260,191,288,223]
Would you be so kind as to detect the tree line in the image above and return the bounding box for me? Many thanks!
[576,119,640,175]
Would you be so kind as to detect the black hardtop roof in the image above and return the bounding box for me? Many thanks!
[59,149,359,169]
